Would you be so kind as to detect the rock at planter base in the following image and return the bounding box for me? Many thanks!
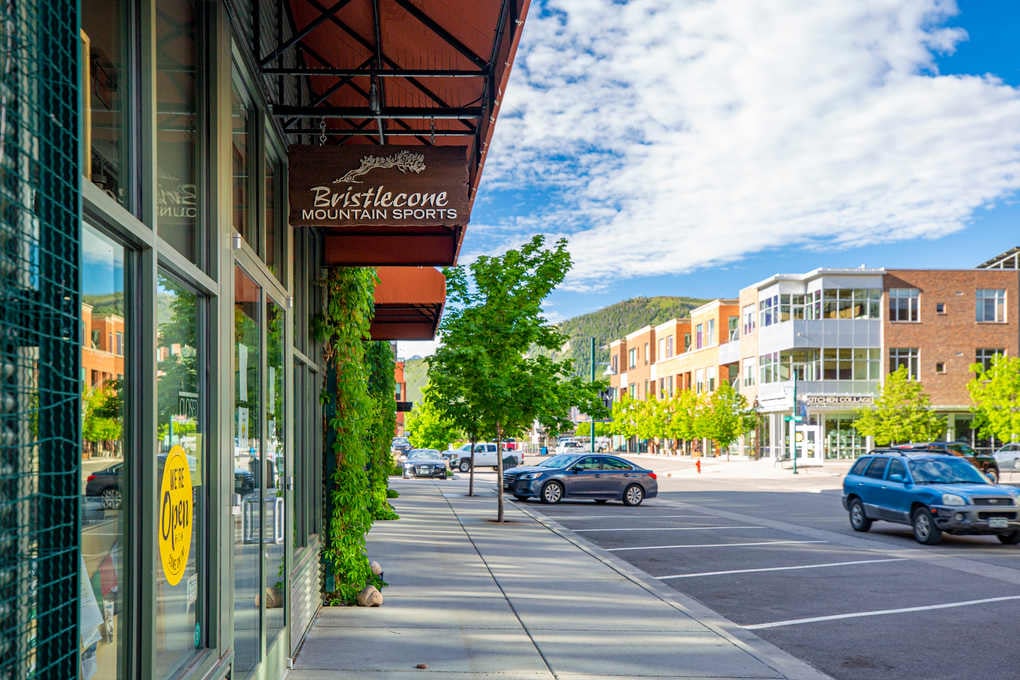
[357,586,384,607]
[370,561,383,577]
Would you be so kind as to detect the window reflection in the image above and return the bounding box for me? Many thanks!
[155,273,204,677]
[82,1,129,207]
[233,267,261,675]
[80,224,126,679]
[156,0,202,264]
[265,299,285,643]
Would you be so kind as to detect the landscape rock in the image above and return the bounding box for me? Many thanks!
[356,585,384,607]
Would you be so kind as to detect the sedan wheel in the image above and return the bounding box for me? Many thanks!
[622,484,644,507]
[458,460,471,473]
[101,487,122,510]
[848,498,872,532]
[911,507,943,545]
[540,481,564,504]
[997,530,1020,545]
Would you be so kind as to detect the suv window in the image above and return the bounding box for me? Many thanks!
[849,457,871,476]
[864,458,889,479]
[887,458,907,482]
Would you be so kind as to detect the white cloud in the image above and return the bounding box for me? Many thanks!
[484,0,1020,288]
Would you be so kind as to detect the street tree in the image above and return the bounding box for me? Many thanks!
[406,384,463,450]
[854,365,945,445]
[697,383,757,458]
[664,389,701,456]
[427,235,607,521]
[968,354,1020,444]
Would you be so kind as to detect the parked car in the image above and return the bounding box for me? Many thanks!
[993,443,1020,470]
[554,439,585,455]
[842,449,1020,545]
[452,442,519,472]
[234,469,256,497]
[391,436,411,456]
[893,441,1000,482]
[503,453,658,506]
[401,449,448,479]
[85,463,123,509]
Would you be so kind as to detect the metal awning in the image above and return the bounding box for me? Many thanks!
[260,0,530,266]
[370,266,445,340]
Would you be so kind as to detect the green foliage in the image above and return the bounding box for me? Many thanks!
[405,384,463,450]
[698,384,757,452]
[854,366,945,445]
[319,267,385,605]
[366,341,399,521]
[427,235,607,519]
[386,488,399,499]
[551,296,708,376]
[401,357,428,405]
[968,354,1020,443]
[574,421,613,438]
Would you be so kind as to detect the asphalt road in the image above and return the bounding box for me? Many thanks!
[515,471,1020,680]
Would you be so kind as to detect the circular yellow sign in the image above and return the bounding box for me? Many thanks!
[159,445,193,586]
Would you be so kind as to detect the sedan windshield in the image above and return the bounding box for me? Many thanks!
[537,454,580,468]
[909,458,989,484]
[407,450,439,460]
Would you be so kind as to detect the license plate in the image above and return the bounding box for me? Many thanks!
[989,517,1009,529]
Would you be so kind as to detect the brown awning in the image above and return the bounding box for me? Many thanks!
[267,1,531,266]
[370,266,445,340]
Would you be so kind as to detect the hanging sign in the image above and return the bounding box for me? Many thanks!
[288,145,468,228]
[159,445,193,586]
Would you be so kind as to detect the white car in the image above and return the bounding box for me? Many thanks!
[555,440,587,455]
[993,443,1020,470]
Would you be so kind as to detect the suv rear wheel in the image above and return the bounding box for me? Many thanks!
[848,498,872,532]
[458,459,471,473]
[997,530,1020,545]
[911,507,943,545]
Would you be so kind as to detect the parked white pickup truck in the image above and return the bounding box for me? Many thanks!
[453,442,520,473]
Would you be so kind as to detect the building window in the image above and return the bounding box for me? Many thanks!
[976,289,1006,323]
[742,304,755,335]
[975,348,1004,371]
[935,362,946,374]
[889,347,919,379]
[728,316,739,341]
[644,342,650,364]
[935,302,946,314]
[628,348,636,369]
[759,295,778,327]
[708,376,716,392]
[695,369,705,393]
[707,319,716,346]
[695,324,703,349]
[889,288,920,322]
[759,352,780,384]
[743,358,756,387]
[629,384,636,398]
[611,355,618,373]
[666,335,674,358]
[658,338,665,359]
[683,333,691,352]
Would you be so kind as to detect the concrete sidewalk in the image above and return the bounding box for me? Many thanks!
[288,477,832,679]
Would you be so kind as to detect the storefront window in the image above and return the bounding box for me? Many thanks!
[265,152,284,279]
[156,0,202,265]
[824,416,866,459]
[154,273,205,676]
[265,298,286,644]
[80,224,126,679]
[232,83,254,249]
[82,0,130,207]
[233,267,261,675]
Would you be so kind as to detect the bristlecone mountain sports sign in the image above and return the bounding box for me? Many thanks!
[289,145,468,228]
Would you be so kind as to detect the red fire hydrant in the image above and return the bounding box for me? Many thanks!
[695,459,701,474]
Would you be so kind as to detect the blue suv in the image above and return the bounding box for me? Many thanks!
[842,450,1020,545]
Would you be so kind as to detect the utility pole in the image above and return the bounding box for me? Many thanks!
[590,337,596,453]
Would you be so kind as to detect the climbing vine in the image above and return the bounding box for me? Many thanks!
[316,266,383,605]
[366,340,399,520]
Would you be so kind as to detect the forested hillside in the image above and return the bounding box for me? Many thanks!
[554,296,709,375]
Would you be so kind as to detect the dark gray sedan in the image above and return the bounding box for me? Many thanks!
[401,449,448,479]
[503,453,658,506]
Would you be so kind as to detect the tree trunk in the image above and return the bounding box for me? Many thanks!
[468,436,476,496]
[496,424,505,523]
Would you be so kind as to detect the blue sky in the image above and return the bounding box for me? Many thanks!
[393,0,1020,362]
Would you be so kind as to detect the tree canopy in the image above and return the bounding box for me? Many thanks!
[968,354,1020,444]
[426,235,607,520]
[854,366,945,445]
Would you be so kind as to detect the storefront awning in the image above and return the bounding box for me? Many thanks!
[370,266,445,340]
[271,0,530,266]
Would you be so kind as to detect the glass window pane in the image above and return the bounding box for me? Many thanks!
[156,0,202,264]
[82,0,129,207]
[233,267,261,673]
[155,273,205,676]
[232,85,253,247]
[265,299,286,643]
[265,153,283,278]
[80,223,127,679]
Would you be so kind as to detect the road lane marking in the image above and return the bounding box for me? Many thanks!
[560,515,710,520]
[573,526,765,532]
[606,540,826,551]
[744,595,1020,630]
[657,557,908,579]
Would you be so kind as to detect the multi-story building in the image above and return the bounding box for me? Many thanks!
[607,256,1020,463]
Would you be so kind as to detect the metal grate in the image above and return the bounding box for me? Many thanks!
[1,0,81,677]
